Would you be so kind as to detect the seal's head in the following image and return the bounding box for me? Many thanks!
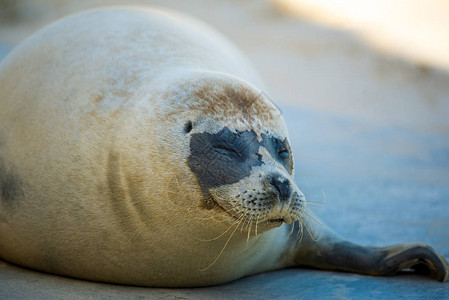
[157,71,306,232]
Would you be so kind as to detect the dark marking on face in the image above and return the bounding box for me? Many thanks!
[188,127,263,194]
[188,127,294,197]
[0,160,23,203]
[184,121,193,134]
[261,133,293,173]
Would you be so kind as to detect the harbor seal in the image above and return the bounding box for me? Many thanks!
[0,7,447,287]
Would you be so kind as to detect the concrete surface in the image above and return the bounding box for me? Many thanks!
[1,1,449,299]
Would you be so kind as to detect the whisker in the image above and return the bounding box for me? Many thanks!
[289,220,295,236]
[304,210,322,226]
[306,204,323,208]
[295,219,304,245]
[241,214,250,233]
[200,215,244,271]
[321,189,327,205]
[246,217,252,244]
[304,207,320,213]
[197,214,242,242]
[255,216,259,236]
[302,216,318,241]
[187,205,214,221]
[246,216,252,230]
[305,201,325,204]
[298,220,304,244]
[302,190,327,204]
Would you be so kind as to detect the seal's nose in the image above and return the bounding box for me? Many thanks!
[267,175,291,202]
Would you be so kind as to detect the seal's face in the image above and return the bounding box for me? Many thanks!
[187,126,305,228]
[168,73,306,231]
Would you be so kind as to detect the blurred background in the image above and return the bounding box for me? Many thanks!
[1,0,449,133]
[1,1,449,298]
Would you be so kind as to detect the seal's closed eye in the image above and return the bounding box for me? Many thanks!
[211,144,239,156]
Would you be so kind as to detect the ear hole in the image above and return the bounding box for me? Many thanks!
[184,121,193,134]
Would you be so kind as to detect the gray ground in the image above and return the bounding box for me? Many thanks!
[1,1,449,299]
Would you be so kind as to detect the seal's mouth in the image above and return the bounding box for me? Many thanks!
[209,195,295,226]
[269,218,284,223]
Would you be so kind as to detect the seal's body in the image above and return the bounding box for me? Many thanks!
[0,7,447,287]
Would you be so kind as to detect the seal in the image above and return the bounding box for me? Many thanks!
[0,7,447,287]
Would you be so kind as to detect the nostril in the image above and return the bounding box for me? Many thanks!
[269,176,291,202]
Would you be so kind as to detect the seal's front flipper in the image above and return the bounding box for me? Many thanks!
[289,222,449,282]
[376,243,449,281]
